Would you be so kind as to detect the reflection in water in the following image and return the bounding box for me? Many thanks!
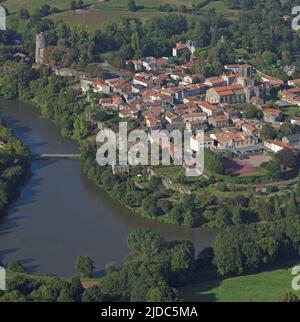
[0,100,217,276]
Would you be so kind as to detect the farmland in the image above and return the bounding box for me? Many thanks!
[3,0,236,31]
[49,8,167,30]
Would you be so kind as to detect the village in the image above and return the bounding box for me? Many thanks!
[75,39,300,181]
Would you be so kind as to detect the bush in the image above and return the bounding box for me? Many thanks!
[75,256,94,278]
[7,260,26,274]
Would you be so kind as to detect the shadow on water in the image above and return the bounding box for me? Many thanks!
[0,248,20,257]
[0,161,57,242]
[94,269,106,278]
[20,258,39,274]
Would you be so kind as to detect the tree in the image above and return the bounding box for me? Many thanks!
[234,195,249,208]
[119,45,134,61]
[31,285,59,302]
[146,282,180,302]
[19,8,30,20]
[215,207,232,227]
[7,275,39,295]
[285,193,299,218]
[278,124,295,139]
[82,286,103,302]
[171,204,184,225]
[69,277,84,302]
[276,149,298,169]
[169,241,195,286]
[213,229,243,276]
[57,288,75,302]
[75,256,95,278]
[243,105,263,119]
[128,0,137,12]
[127,229,166,262]
[157,199,172,214]
[261,125,277,140]
[100,269,128,300]
[232,206,244,225]
[148,175,162,190]
[7,260,26,273]
[0,290,27,302]
[263,158,281,180]
[70,1,77,10]
[259,201,274,222]
[101,171,116,190]
[142,195,161,217]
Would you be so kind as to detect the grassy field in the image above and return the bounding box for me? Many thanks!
[204,186,251,199]
[49,8,167,30]
[96,0,201,10]
[4,0,236,31]
[182,262,300,302]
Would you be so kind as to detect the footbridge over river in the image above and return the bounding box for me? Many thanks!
[32,153,80,160]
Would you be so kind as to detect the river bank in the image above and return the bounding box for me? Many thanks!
[0,118,31,218]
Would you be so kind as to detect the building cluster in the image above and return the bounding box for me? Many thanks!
[80,42,300,160]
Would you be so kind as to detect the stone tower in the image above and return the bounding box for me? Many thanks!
[35,33,46,64]
[0,6,6,31]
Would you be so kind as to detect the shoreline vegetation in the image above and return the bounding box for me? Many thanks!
[0,118,31,218]
[1,226,300,302]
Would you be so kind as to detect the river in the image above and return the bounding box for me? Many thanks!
[0,99,216,276]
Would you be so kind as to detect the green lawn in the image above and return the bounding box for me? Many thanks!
[154,165,185,181]
[97,0,201,11]
[204,186,250,199]
[182,262,300,302]
[283,107,300,118]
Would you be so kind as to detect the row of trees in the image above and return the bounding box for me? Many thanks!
[214,218,300,276]
[0,264,99,302]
